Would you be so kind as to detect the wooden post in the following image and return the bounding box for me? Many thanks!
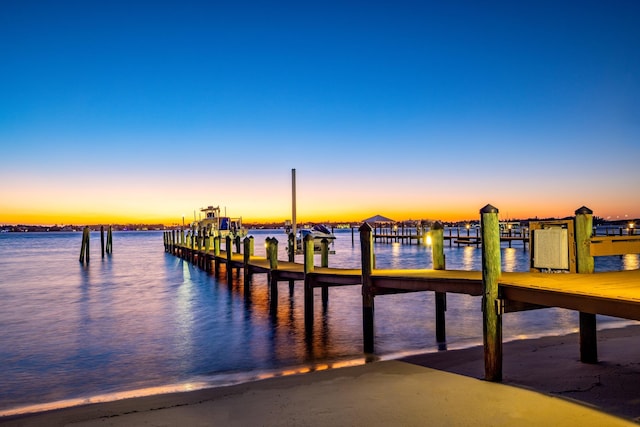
[213,235,220,276]
[243,236,252,295]
[234,235,241,253]
[267,238,278,298]
[204,229,210,253]
[214,236,220,256]
[303,233,315,332]
[226,235,232,282]
[575,206,597,363]
[321,238,329,304]
[287,232,295,294]
[190,225,195,263]
[481,204,502,382]
[360,222,375,353]
[100,225,105,259]
[106,226,112,254]
[267,237,278,270]
[288,232,295,262]
[79,226,90,263]
[249,236,254,256]
[431,221,447,343]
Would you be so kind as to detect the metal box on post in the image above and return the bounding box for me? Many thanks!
[529,219,576,273]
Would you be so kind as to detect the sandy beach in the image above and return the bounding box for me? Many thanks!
[2,325,639,426]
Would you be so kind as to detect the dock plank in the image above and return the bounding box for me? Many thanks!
[499,270,640,320]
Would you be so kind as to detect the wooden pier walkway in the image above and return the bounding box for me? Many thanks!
[164,205,640,383]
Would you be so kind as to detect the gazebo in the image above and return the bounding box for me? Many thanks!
[362,214,395,224]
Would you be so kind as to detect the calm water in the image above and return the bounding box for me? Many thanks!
[0,229,638,415]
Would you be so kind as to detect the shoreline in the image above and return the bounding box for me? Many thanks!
[2,324,639,426]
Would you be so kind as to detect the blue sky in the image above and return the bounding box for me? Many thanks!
[1,1,639,224]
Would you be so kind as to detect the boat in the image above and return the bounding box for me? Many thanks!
[499,221,524,235]
[296,224,336,251]
[198,205,247,239]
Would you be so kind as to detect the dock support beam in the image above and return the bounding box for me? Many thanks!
[575,206,597,363]
[303,234,315,333]
[226,235,232,283]
[431,222,447,344]
[321,238,329,305]
[213,236,220,276]
[243,237,252,293]
[288,232,295,294]
[267,238,279,298]
[481,204,502,382]
[360,223,375,353]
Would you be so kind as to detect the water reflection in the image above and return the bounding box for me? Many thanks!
[175,260,195,366]
[2,230,638,417]
[622,254,640,270]
[461,246,477,270]
[502,247,517,272]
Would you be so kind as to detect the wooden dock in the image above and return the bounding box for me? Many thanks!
[164,205,640,383]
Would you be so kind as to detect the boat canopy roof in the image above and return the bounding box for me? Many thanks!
[312,224,332,234]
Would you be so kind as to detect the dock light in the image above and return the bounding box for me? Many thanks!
[426,234,432,246]
[466,224,470,229]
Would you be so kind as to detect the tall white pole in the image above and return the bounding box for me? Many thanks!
[292,168,297,239]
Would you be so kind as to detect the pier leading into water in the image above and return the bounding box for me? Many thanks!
[164,205,640,382]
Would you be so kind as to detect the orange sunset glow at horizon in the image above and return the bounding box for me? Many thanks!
[2,190,638,227]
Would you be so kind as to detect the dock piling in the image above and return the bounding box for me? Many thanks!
[431,222,447,343]
[321,238,329,305]
[79,226,90,264]
[303,234,315,332]
[481,204,502,381]
[243,237,252,295]
[100,226,105,259]
[106,226,113,254]
[575,206,598,363]
[226,235,233,283]
[360,222,375,353]
[267,238,279,296]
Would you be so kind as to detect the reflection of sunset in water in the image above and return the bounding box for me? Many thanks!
[2,229,638,417]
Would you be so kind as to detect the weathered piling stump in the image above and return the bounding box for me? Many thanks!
[79,226,90,264]
[106,227,113,254]
[101,226,105,258]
